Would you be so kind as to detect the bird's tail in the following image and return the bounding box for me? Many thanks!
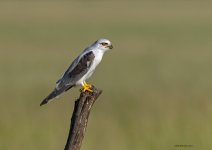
[40,85,73,106]
[40,88,60,106]
[40,85,74,106]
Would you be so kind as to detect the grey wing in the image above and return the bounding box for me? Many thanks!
[56,51,95,89]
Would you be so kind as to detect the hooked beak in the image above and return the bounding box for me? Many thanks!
[108,45,113,49]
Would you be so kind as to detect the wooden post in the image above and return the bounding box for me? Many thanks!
[64,86,102,150]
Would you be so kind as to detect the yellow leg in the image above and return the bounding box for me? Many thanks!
[81,81,93,92]
[83,81,92,88]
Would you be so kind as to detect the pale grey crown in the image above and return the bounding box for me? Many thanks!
[92,38,113,51]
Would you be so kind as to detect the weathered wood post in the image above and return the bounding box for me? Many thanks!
[64,86,102,150]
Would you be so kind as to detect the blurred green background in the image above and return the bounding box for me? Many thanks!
[0,1,212,150]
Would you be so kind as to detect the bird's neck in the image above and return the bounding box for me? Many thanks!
[94,49,104,61]
[96,48,105,55]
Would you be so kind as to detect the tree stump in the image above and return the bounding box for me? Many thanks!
[64,86,102,150]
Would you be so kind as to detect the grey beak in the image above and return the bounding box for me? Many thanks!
[108,45,113,49]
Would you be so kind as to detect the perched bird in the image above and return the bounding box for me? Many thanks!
[40,38,113,106]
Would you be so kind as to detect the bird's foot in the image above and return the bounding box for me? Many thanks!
[83,81,92,88]
[80,82,93,92]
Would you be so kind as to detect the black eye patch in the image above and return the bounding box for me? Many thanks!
[101,42,108,46]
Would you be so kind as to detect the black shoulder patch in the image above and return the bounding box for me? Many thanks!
[69,51,95,77]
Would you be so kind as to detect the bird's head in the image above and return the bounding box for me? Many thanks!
[94,38,113,52]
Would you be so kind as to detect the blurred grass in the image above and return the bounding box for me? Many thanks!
[0,1,212,150]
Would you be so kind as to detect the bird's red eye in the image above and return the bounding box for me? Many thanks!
[101,42,108,46]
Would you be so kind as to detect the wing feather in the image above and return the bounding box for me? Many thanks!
[56,51,95,88]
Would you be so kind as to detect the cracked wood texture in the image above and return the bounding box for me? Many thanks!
[64,86,102,150]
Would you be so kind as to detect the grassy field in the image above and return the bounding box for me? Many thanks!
[0,1,212,150]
